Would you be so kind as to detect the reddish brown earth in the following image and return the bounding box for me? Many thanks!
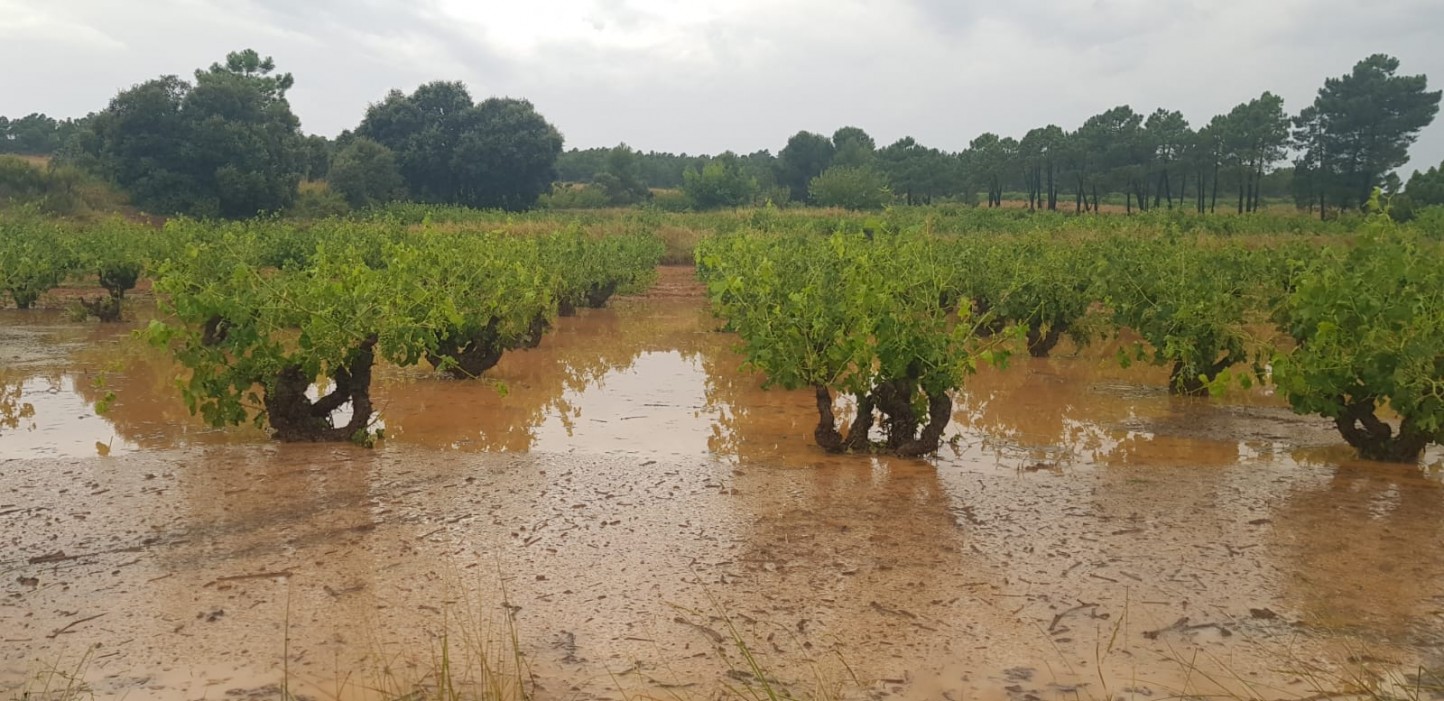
[1,273,1442,700]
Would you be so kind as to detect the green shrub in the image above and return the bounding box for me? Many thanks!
[0,156,125,217]
[648,188,691,212]
[328,137,405,209]
[681,154,757,210]
[808,166,891,210]
[286,186,350,219]
[1272,200,1444,462]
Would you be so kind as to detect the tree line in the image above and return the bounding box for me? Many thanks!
[560,55,1439,218]
[1,51,1438,219]
[0,114,87,156]
[4,50,563,219]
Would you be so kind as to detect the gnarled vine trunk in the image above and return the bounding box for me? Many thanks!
[427,314,549,379]
[896,391,953,458]
[585,281,619,309]
[265,334,378,442]
[843,392,876,452]
[971,298,1007,338]
[522,314,549,349]
[811,381,952,458]
[428,319,504,379]
[814,386,845,453]
[81,267,140,322]
[79,293,124,322]
[1334,397,1429,463]
[873,378,918,452]
[1025,322,1066,358]
[11,290,38,310]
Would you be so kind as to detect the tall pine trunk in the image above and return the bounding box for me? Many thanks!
[1210,163,1220,213]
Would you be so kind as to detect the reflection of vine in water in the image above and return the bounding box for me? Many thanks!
[947,358,1158,467]
[378,299,712,453]
[698,341,809,464]
[948,355,1283,469]
[1268,454,1444,664]
[0,371,45,434]
[68,333,252,448]
[688,296,858,465]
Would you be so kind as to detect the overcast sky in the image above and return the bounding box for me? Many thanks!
[3,0,1442,173]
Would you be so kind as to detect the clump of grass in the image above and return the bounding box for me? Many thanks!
[644,579,862,701]
[1286,645,1444,701]
[1141,622,1444,701]
[348,584,533,701]
[10,645,96,701]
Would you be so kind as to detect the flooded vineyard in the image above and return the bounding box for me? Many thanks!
[2,269,1443,700]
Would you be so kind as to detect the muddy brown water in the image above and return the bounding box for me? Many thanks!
[2,270,1443,700]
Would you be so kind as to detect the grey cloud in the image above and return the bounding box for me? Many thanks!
[1,0,1441,171]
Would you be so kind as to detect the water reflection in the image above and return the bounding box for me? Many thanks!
[951,353,1330,469]
[376,299,714,453]
[1269,459,1444,644]
[0,298,831,462]
[0,296,1418,472]
[0,372,134,457]
[0,372,39,433]
[8,291,1444,699]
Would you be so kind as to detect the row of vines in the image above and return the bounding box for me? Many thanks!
[5,201,1439,461]
[698,198,1444,463]
[0,211,663,443]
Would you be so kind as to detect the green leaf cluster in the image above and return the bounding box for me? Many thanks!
[146,219,662,440]
[698,228,1006,455]
[1272,205,1444,461]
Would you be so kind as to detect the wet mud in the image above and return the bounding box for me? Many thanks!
[3,267,1443,700]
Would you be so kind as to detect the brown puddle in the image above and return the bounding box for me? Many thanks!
[3,271,1444,700]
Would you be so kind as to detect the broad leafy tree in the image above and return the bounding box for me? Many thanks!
[809,165,891,210]
[593,144,652,205]
[357,82,563,210]
[776,131,835,202]
[301,134,332,180]
[831,126,876,169]
[1391,159,1444,220]
[556,147,698,189]
[1405,160,1444,205]
[682,152,757,209]
[85,49,306,218]
[0,114,85,155]
[328,137,405,209]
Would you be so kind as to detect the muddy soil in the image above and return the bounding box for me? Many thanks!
[3,268,1443,700]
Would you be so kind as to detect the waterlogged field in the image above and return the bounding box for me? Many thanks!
[2,267,1443,701]
[3,206,1444,700]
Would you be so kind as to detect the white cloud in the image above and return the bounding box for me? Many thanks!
[0,0,125,49]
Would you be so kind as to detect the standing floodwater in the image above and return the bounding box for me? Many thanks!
[2,273,1442,700]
